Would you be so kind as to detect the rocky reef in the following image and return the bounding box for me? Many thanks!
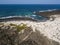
[33,9,60,21]
[0,16,38,22]
[0,23,60,45]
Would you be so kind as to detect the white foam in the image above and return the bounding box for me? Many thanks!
[39,9,57,12]
[32,15,36,17]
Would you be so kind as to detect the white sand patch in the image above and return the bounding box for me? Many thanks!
[2,17,60,43]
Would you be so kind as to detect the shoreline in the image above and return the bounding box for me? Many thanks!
[0,16,38,22]
[0,16,47,22]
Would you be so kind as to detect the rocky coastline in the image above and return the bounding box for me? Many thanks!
[33,9,60,21]
[0,16,38,22]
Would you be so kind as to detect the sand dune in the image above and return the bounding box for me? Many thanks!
[1,16,60,43]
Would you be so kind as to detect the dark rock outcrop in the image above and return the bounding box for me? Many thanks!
[33,10,60,21]
[0,17,38,22]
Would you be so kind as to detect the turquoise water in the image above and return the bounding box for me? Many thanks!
[0,4,60,20]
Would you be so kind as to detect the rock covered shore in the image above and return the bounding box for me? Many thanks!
[33,9,60,21]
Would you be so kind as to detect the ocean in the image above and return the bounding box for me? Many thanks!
[0,4,60,20]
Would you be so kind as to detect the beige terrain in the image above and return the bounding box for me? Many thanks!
[0,16,60,45]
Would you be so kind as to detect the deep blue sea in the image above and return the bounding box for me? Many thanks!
[0,4,60,20]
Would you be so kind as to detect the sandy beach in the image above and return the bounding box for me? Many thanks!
[1,16,60,43]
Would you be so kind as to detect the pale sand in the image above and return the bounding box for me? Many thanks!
[2,17,60,43]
